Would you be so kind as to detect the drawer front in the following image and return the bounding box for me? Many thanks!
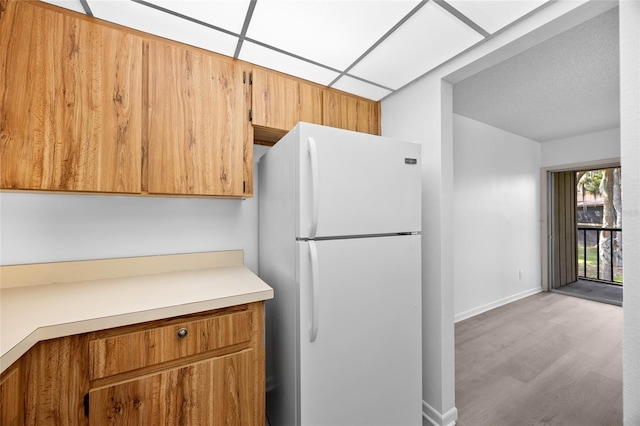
[89,310,253,380]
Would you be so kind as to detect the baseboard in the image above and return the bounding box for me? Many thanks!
[454,287,543,323]
[422,400,458,426]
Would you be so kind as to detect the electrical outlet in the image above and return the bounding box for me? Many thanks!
[519,269,524,280]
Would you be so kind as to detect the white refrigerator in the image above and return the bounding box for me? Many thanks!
[259,122,422,426]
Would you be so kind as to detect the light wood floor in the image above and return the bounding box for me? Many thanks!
[455,292,622,426]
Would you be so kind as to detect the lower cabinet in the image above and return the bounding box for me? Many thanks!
[0,360,24,426]
[0,302,265,426]
[23,334,90,425]
[90,351,254,425]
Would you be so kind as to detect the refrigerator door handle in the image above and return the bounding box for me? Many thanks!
[308,240,320,342]
[308,137,320,239]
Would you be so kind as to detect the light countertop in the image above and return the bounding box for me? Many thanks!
[0,250,273,374]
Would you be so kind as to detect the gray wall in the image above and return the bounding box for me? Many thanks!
[541,127,620,167]
[0,145,270,273]
[453,114,542,322]
[383,77,457,425]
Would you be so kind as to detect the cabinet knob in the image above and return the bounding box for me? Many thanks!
[177,328,188,339]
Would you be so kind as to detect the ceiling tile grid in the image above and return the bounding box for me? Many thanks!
[39,0,86,14]
[347,0,484,90]
[86,0,241,56]
[446,0,548,34]
[141,0,250,34]
[245,0,421,71]
[239,40,341,85]
[331,74,393,101]
[39,0,554,101]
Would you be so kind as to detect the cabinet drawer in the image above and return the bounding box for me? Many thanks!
[89,310,253,380]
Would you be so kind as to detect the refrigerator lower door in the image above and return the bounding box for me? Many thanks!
[297,234,422,426]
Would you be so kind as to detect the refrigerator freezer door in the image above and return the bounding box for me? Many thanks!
[297,234,422,426]
[296,123,421,239]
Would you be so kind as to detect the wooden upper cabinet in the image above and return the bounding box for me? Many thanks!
[0,1,142,193]
[323,90,380,135]
[251,68,323,129]
[145,40,250,197]
[251,68,322,144]
[250,67,381,144]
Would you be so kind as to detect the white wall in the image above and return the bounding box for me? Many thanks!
[383,78,457,426]
[382,2,623,425]
[541,127,620,168]
[0,145,270,273]
[620,1,640,422]
[453,114,541,322]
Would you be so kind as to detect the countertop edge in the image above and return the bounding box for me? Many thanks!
[1,288,273,374]
[0,252,274,375]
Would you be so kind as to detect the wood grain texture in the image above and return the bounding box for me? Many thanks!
[0,360,24,426]
[250,302,265,426]
[89,310,253,380]
[253,126,287,146]
[298,80,324,126]
[251,68,298,131]
[322,90,380,135]
[455,292,622,426]
[242,66,254,196]
[23,334,90,426]
[88,303,264,425]
[0,0,142,193]
[89,350,254,425]
[1,302,265,425]
[146,40,246,196]
[251,67,323,133]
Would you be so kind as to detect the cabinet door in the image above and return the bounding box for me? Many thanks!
[23,335,90,426]
[89,351,256,425]
[0,1,142,193]
[251,68,322,145]
[322,90,380,135]
[298,79,324,126]
[146,40,249,196]
[0,362,24,426]
[251,68,323,131]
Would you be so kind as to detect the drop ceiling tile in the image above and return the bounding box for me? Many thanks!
[349,1,484,90]
[87,0,238,56]
[40,0,86,14]
[239,41,340,86]
[331,75,393,101]
[139,0,251,34]
[246,0,421,70]
[446,0,549,34]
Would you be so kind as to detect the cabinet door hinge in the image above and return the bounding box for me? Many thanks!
[249,72,253,85]
[84,393,90,417]
[243,181,246,193]
[248,109,253,122]
[243,71,246,84]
